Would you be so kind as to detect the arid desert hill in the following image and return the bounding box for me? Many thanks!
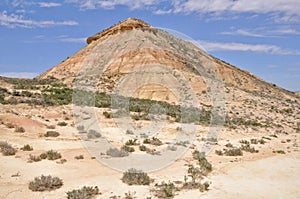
[0,18,299,198]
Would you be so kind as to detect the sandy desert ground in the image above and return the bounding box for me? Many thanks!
[0,103,299,199]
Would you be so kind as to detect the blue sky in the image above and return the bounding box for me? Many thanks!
[0,0,299,91]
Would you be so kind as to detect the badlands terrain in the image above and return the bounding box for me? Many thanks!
[0,18,300,198]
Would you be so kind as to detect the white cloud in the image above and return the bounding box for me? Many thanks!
[274,29,300,35]
[0,11,78,28]
[173,0,300,22]
[38,2,62,8]
[220,29,266,37]
[66,0,162,10]
[197,40,300,55]
[0,72,38,78]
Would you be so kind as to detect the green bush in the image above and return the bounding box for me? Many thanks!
[121,145,135,153]
[224,148,243,156]
[139,145,147,151]
[28,175,63,192]
[74,155,84,160]
[44,131,60,137]
[15,126,25,133]
[45,150,62,160]
[57,121,67,126]
[21,144,33,151]
[125,139,138,146]
[155,181,176,198]
[103,111,112,118]
[122,168,151,185]
[66,186,99,199]
[143,137,162,146]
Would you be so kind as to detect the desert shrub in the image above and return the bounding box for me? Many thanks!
[225,143,233,148]
[74,155,84,160]
[155,181,176,198]
[126,129,134,135]
[40,153,47,159]
[215,150,223,156]
[224,148,243,156]
[29,154,42,162]
[240,144,259,153]
[106,148,128,157]
[124,191,136,199]
[175,140,190,147]
[139,145,147,151]
[273,150,285,154]
[56,159,67,164]
[167,145,177,151]
[121,145,135,153]
[66,186,99,199]
[239,140,250,144]
[250,138,258,144]
[122,168,151,185]
[87,130,101,139]
[21,144,33,151]
[103,111,112,118]
[6,123,15,128]
[143,137,162,146]
[198,156,212,175]
[0,141,17,156]
[28,175,63,192]
[199,182,210,192]
[15,126,25,133]
[45,150,62,160]
[187,165,202,184]
[125,139,138,146]
[46,125,56,129]
[44,131,60,137]
[57,121,67,126]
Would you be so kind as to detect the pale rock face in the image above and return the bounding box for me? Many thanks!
[39,18,294,102]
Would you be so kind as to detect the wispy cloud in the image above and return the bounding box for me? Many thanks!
[220,29,266,37]
[173,0,300,22]
[197,40,300,55]
[0,72,38,78]
[66,0,161,10]
[0,11,78,28]
[38,2,62,8]
[274,28,300,35]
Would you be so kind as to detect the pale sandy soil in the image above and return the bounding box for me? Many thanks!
[0,104,299,199]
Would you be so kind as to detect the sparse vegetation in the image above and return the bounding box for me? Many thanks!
[74,155,84,160]
[44,131,60,137]
[28,154,42,162]
[224,148,243,156]
[121,145,135,153]
[87,130,101,139]
[122,168,151,185]
[66,186,99,199]
[154,181,176,198]
[106,147,128,157]
[44,150,62,160]
[103,111,112,118]
[15,126,25,133]
[57,121,68,126]
[21,144,33,151]
[0,141,17,156]
[143,137,162,146]
[28,175,63,192]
